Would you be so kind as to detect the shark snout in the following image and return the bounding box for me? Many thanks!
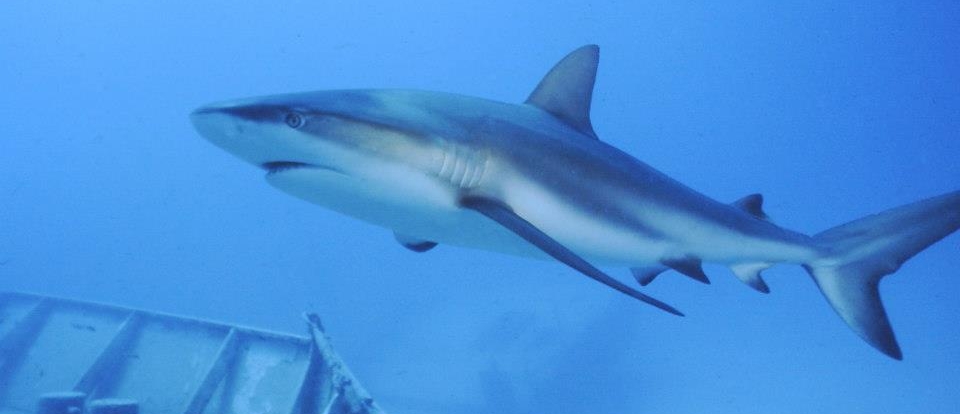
[190,101,313,170]
[190,105,244,141]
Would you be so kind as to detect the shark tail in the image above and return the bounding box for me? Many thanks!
[803,190,960,359]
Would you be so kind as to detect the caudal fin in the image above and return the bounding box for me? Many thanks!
[804,190,960,359]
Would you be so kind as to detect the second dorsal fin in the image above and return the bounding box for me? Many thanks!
[732,193,769,220]
[525,45,599,139]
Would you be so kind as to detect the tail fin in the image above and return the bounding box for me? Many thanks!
[804,190,960,359]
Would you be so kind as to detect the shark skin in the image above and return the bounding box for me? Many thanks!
[191,45,960,359]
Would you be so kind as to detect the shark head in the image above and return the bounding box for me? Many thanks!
[190,90,444,178]
[191,89,475,232]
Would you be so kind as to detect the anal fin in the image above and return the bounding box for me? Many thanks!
[729,262,772,293]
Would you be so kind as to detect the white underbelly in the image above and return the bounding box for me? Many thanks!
[263,166,670,266]
[264,166,541,258]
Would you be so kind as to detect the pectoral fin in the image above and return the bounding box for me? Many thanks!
[459,196,683,316]
[394,232,438,252]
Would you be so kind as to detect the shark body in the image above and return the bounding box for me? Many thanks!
[191,45,960,359]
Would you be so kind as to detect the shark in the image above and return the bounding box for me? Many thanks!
[191,45,960,359]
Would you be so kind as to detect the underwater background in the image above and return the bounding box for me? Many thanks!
[2,1,958,413]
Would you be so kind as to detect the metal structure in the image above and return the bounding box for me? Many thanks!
[0,292,384,414]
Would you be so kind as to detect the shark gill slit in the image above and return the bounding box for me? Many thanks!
[458,157,473,188]
[433,143,486,189]
[467,152,488,188]
[451,148,468,186]
[436,144,452,179]
[459,150,482,189]
[463,148,488,189]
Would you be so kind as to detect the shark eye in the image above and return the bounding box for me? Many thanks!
[284,112,305,128]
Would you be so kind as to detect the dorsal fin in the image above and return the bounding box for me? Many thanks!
[732,193,769,220]
[525,45,599,139]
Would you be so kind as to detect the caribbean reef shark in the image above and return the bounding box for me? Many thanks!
[191,45,959,359]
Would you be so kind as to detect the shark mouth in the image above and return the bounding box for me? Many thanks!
[262,161,312,174]
[262,161,346,176]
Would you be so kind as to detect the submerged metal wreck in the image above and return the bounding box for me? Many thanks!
[0,292,383,414]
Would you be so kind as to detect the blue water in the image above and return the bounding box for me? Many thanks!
[2,2,958,413]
